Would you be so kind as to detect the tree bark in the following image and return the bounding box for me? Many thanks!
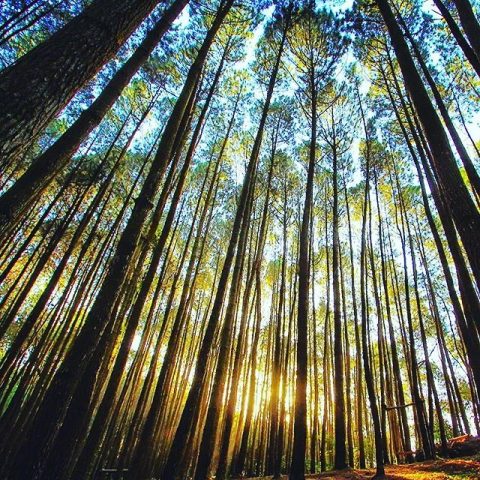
[0,0,165,163]
[0,0,189,237]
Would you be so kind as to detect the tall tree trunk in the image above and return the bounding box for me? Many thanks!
[290,74,316,480]
[332,133,347,470]
[391,165,435,461]
[0,0,167,163]
[343,175,366,469]
[451,0,480,62]
[358,93,385,478]
[231,278,262,477]
[0,0,189,237]
[432,0,480,76]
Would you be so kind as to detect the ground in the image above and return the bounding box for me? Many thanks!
[243,456,480,479]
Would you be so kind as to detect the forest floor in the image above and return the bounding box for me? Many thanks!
[243,456,480,479]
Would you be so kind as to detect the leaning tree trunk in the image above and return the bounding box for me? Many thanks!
[398,16,480,202]
[431,0,480,76]
[193,170,254,480]
[450,0,480,62]
[0,0,169,163]
[0,0,189,238]
[375,0,480,292]
[216,137,276,480]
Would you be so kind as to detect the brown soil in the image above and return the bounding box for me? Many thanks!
[243,456,480,479]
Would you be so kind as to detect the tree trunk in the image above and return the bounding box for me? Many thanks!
[290,76,316,480]
[358,93,385,478]
[0,0,166,163]
[451,0,480,62]
[0,0,189,237]
[332,134,347,470]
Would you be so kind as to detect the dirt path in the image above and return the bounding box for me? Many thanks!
[242,457,480,479]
